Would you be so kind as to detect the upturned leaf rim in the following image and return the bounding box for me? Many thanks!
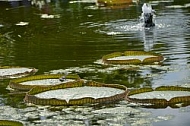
[0,66,37,79]
[0,120,23,126]
[9,74,80,91]
[127,86,190,108]
[24,81,127,106]
[102,51,164,65]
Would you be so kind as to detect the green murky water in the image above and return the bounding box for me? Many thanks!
[0,0,190,125]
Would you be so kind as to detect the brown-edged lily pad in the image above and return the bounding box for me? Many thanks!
[0,66,37,79]
[97,0,132,6]
[8,74,80,91]
[127,86,190,108]
[24,81,127,106]
[102,51,164,65]
[0,120,23,126]
[35,86,125,103]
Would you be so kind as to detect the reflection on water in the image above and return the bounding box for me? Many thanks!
[142,27,156,51]
[0,0,190,125]
[0,32,15,65]
[9,0,30,8]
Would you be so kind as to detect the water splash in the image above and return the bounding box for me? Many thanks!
[140,3,155,27]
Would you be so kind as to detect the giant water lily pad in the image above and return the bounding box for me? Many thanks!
[97,0,132,6]
[0,66,37,79]
[0,120,23,126]
[35,86,124,103]
[102,51,164,65]
[24,81,127,106]
[8,74,80,91]
[127,86,190,108]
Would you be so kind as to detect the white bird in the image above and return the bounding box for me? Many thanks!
[59,73,68,82]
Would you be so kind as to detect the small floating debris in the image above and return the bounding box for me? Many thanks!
[24,81,127,106]
[0,120,23,126]
[127,86,190,108]
[0,66,37,79]
[8,74,80,91]
[15,22,29,26]
[102,51,164,65]
[41,14,60,19]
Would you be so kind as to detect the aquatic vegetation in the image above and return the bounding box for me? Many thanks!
[127,86,190,108]
[8,74,80,91]
[0,0,190,125]
[0,120,23,126]
[102,51,164,65]
[24,81,127,106]
[0,66,37,79]
[97,0,132,6]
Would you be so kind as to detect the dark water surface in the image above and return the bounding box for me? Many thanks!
[0,0,190,125]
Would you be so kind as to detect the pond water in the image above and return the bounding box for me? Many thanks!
[0,0,190,125]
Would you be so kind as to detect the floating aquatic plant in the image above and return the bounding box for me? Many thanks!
[97,0,132,6]
[102,51,164,65]
[24,81,127,106]
[8,74,80,91]
[127,86,190,108]
[0,66,37,79]
[0,120,23,126]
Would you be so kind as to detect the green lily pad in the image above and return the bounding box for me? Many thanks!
[127,86,190,108]
[8,74,80,91]
[20,79,75,86]
[24,81,127,106]
[0,66,37,79]
[107,55,158,61]
[130,91,190,101]
[97,0,132,6]
[35,86,125,103]
[0,120,23,126]
[102,51,164,65]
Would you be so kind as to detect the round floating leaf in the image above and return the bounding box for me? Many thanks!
[0,66,37,79]
[24,81,127,106]
[0,120,23,126]
[9,74,80,91]
[127,86,190,108]
[102,51,164,65]
[97,0,132,6]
